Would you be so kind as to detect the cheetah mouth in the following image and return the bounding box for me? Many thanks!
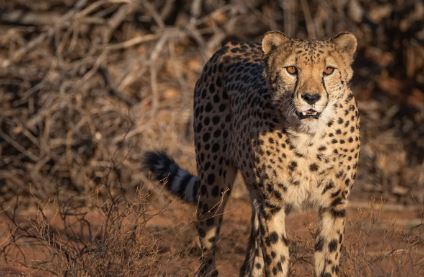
[296,109,321,120]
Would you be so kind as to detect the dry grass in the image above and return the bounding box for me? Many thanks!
[0,190,163,276]
[0,0,423,276]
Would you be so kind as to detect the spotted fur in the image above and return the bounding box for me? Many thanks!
[144,31,360,277]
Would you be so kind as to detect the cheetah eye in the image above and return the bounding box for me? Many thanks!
[323,66,335,76]
[285,66,298,75]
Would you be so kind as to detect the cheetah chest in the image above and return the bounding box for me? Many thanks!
[251,129,351,209]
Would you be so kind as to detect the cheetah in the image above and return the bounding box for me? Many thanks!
[143,31,360,277]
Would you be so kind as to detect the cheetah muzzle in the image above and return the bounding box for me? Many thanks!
[144,31,360,277]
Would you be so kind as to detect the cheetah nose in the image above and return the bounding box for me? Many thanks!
[301,93,321,105]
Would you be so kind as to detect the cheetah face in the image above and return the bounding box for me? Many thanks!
[262,32,357,124]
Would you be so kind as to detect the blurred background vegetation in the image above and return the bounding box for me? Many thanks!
[0,0,422,276]
[1,0,423,206]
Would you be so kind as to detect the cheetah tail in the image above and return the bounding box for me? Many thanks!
[142,151,199,203]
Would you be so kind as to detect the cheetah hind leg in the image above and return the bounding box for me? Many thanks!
[240,199,264,277]
[195,164,237,277]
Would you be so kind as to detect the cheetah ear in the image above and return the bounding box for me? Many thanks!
[332,32,357,62]
[262,31,289,55]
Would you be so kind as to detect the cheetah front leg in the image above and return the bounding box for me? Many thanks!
[257,202,289,277]
[314,191,348,277]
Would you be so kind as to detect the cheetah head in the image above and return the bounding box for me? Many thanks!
[262,31,357,126]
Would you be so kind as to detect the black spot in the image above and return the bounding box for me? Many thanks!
[336,170,344,178]
[309,163,319,171]
[318,145,326,151]
[264,255,272,265]
[328,239,338,252]
[211,185,220,197]
[196,122,203,132]
[315,237,324,251]
[268,232,279,244]
[213,129,221,138]
[212,143,220,152]
[213,94,220,103]
[207,174,215,185]
[273,190,282,200]
[278,183,288,192]
[200,185,207,196]
[200,89,207,98]
[344,120,350,127]
[209,84,215,93]
[203,132,210,142]
[255,263,262,269]
[205,103,213,112]
[288,161,297,171]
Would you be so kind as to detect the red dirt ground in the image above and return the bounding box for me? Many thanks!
[146,197,424,276]
[1,193,423,276]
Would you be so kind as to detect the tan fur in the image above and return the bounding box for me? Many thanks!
[146,32,360,277]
